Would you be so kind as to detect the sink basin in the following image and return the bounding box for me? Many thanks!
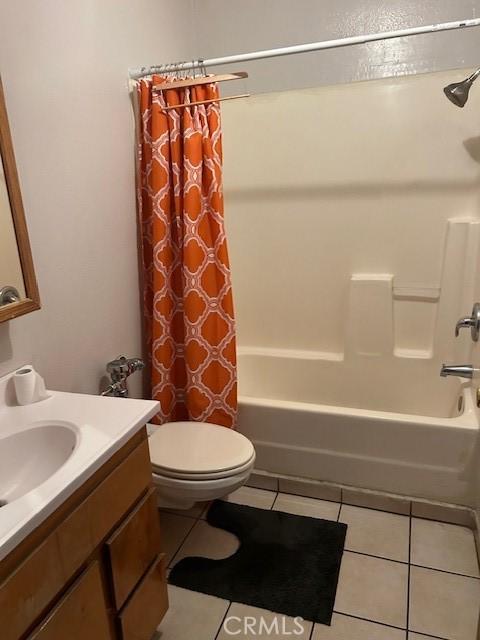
[0,424,77,504]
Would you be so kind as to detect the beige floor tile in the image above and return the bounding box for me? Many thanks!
[159,512,196,566]
[222,486,276,509]
[411,519,479,577]
[334,551,408,628]
[216,602,313,639]
[273,493,340,521]
[409,566,480,640]
[339,505,409,562]
[171,518,240,566]
[408,635,443,640]
[313,613,406,639]
[163,501,209,519]
[155,585,229,640]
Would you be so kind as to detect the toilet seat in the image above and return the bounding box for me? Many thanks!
[152,452,256,480]
[148,421,255,481]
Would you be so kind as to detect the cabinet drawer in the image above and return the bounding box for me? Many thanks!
[88,438,152,545]
[106,487,162,609]
[118,554,168,640]
[28,561,112,640]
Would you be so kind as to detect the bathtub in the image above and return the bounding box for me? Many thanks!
[236,349,480,506]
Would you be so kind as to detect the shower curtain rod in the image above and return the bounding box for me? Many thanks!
[129,17,480,79]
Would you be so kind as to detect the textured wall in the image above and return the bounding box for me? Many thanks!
[0,0,195,395]
[193,0,480,93]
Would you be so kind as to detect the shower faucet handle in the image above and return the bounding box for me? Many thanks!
[455,303,480,341]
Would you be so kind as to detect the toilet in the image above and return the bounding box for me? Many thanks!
[148,421,256,509]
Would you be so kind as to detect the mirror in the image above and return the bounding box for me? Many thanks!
[0,76,40,323]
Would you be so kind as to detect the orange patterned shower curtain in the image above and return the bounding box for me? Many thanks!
[136,77,237,428]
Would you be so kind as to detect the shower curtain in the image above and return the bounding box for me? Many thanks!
[136,76,237,428]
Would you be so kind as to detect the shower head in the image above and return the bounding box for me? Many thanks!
[443,68,480,107]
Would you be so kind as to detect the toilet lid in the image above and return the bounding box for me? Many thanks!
[148,421,255,476]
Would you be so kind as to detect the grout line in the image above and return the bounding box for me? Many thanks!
[333,610,407,631]
[307,618,315,640]
[337,502,342,522]
[344,548,479,580]
[331,611,450,640]
[167,517,198,569]
[345,549,408,565]
[214,601,232,640]
[406,501,412,633]
[199,502,210,519]
[406,629,451,640]
[270,491,279,510]
[161,508,199,521]
[410,563,480,580]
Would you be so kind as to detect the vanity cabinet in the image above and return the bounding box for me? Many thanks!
[0,428,168,640]
[28,562,112,640]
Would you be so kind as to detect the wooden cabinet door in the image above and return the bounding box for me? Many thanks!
[106,487,162,609]
[118,554,168,640]
[28,562,112,640]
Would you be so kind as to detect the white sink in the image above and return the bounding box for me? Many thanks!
[0,423,77,504]
[0,366,159,562]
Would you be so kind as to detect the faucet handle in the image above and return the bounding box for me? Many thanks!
[455,303,480,341]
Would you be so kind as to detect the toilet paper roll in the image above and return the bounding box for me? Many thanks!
[13,367,37,405]
[13,367,48,405]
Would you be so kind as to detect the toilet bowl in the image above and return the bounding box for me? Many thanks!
[148,421,256,509]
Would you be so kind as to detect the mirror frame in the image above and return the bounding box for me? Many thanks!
[0,76,40,323]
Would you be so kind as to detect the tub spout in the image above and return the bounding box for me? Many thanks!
[440,364,478,379]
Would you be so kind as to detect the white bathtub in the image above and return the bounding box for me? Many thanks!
[236,350,480,506]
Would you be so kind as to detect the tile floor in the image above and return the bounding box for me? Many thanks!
[155,486,480,640]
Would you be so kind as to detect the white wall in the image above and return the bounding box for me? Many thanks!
[194,0,480,93]
[0,0,195,395]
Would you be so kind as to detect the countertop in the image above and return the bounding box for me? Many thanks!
[0,368,159,562]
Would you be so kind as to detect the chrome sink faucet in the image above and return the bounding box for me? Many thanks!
[101,356,145,397]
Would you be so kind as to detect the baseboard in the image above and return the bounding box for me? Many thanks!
[247,468,477,529]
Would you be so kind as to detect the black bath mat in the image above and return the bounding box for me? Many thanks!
[169,500,347,624]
